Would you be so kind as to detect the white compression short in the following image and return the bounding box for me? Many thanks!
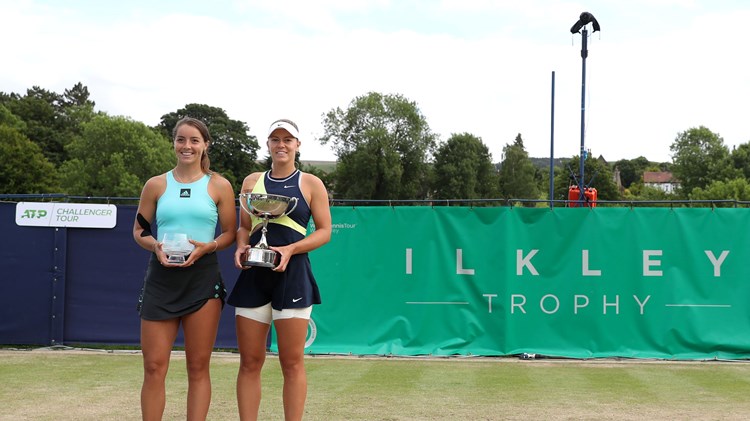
[235,303,312,325]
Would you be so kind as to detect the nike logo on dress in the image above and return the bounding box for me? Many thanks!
[284,185,295,189]
[292,297,302,302]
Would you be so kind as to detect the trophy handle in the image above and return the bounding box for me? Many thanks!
[284,197,298,217]
[238,192,253,216]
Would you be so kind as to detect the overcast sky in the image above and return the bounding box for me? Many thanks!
[2,0,748,164]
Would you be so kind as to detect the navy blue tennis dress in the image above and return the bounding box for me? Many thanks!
[228,170,322,311]
[138,171,227,320]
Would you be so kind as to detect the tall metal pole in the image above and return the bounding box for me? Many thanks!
[578,27,588,204]
[550,71,555,208]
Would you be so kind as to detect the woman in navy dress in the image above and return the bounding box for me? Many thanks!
[228,119,332,421]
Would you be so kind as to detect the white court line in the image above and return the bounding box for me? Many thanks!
[406,302,469,305]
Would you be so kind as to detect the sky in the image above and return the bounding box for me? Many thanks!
[2,0,749,164]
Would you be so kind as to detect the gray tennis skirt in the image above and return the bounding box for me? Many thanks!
[138,252,226,321]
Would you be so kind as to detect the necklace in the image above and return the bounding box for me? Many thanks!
[173,170,204,184]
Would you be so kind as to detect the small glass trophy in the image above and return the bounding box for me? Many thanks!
[161,233,194,264]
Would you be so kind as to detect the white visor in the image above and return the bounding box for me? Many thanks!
[267,120,299,138]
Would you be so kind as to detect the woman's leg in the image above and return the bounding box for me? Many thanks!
[235,313,271,421]
[140,318,180,421]
[181,298,222,421]
[274,317,310,421]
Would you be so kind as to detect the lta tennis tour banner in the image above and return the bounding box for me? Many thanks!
[300,207,750,359]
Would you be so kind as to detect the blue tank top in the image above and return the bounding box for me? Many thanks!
[155,171,217,243]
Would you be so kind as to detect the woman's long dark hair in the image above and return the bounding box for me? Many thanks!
[172,117,212,174]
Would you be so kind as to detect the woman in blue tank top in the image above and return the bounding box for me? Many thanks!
[132,117,237,421]
[228,119,332,421]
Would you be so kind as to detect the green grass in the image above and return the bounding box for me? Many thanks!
[2,350,750,420]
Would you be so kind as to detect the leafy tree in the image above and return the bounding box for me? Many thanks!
[0,104,27,132]
[498,134,539,205]
[669,126,739,198]
[301,163,335,195]
[2,84,96,166]
[614,156,651,189]
[534,165,552,202]
[622,183,674,205]
[157,104,261,190]
[689,178,750,203]
[330,127,404,199]
[432,133,498,202]
[59,114,173,197]
[731,142,750,179]
[553,155,620,202]
[60,82,97,138]
[320,92,436,200]
[4,87,67,165]
[0,125,59,194]
[62,82,96,109]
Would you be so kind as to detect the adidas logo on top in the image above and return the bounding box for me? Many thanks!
[180,188,191,198]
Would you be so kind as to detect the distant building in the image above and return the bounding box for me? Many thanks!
[613,167,623,193]
[643,171,679,194]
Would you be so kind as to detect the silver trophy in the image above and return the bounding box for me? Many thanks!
[160,233,195,264]
[239,192,298,268]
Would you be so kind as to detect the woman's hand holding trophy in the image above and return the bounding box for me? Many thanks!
[238,192,298,269]
[159,232,195,265]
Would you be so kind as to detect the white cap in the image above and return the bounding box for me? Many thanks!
[267,120,299,138]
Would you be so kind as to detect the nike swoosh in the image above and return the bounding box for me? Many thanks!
[292,297,303,302]
[283,185,295,189]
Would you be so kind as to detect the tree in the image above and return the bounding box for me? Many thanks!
[59,114,173,197]
[613,156,651,189]
[1,84,96,166]
[0,104,26,132]
[432,133,498,202]
[498,134,539,204]
[0,125,59,194]
[731,142,750,180]
[60,82,97,138]
[157,104,261,190]
[4,87,67,165]
[689,178,750,203]
[320,92,436,200]
[553,155,620,202]
[622,183,674,205]
[62,82,96,109]
[300,163,335,194]
[669,126,739,198]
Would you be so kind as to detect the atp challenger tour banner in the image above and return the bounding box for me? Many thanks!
[289,207,750,359]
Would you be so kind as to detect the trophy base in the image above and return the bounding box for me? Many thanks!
[166,254,187,264]
[242,248,278,268]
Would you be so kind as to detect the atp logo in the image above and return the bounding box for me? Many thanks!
[20,209,48,219]
[180,189,191,198]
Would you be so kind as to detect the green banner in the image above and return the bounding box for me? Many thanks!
[276,207,750,360]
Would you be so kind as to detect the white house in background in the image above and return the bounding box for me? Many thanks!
[643,171,679,193]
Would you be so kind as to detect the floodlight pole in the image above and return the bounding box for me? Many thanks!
[578,27,588,204]
[550,71,555,208]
